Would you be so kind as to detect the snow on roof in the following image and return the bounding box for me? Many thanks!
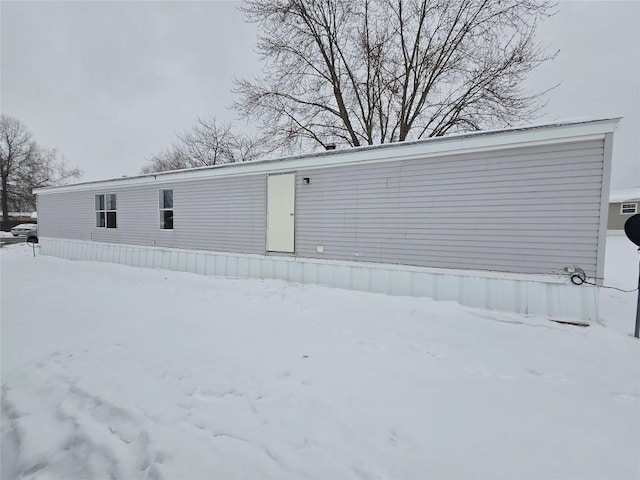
[610,188,640,203]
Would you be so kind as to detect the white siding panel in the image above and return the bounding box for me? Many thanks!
[39,238,600,322]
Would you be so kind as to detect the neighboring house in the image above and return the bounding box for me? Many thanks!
[34,118,619,322]
[608,188,640,231]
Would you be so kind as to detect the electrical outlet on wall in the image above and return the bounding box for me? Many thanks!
[316,245,324,253]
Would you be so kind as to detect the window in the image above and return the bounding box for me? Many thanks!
[621,203,637,214]
[95,194,117,228]
[159,189,173,229]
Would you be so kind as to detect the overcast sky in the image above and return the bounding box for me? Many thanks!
[1,1,639,190]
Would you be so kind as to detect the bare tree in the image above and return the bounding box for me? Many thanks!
[0,115,81,230]
[140,148,191,175]
[234,0,557,150]
[141,117,270,173]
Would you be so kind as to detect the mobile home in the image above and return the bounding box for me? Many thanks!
[34,118,619,321]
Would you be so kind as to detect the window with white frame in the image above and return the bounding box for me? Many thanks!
[620,203,637,214]
[159,189,173,229]
[95,194,117,228]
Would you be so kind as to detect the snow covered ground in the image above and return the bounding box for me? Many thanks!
[599,235,640,335]
[1,237,639,479]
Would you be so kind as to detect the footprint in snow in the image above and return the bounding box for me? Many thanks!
[609,391,639,400]
[465,366,515,379]
[192,389,244,402]
[406,345,440,358]
[356,340,386,351]
[3,373,163,480]
[525,368,569,382]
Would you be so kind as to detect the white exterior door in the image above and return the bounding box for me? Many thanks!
[267,173,295,253]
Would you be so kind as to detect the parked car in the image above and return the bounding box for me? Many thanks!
[11,223,38,242]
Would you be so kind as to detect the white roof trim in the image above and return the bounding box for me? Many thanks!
[35,118,620,195]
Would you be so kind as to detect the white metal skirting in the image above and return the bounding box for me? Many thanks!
[39,238,599,322]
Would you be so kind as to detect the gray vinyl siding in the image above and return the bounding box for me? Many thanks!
[38,189,94,241]
[38,174,266,255]
[295,139,605,276]
[38,138,606,277]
